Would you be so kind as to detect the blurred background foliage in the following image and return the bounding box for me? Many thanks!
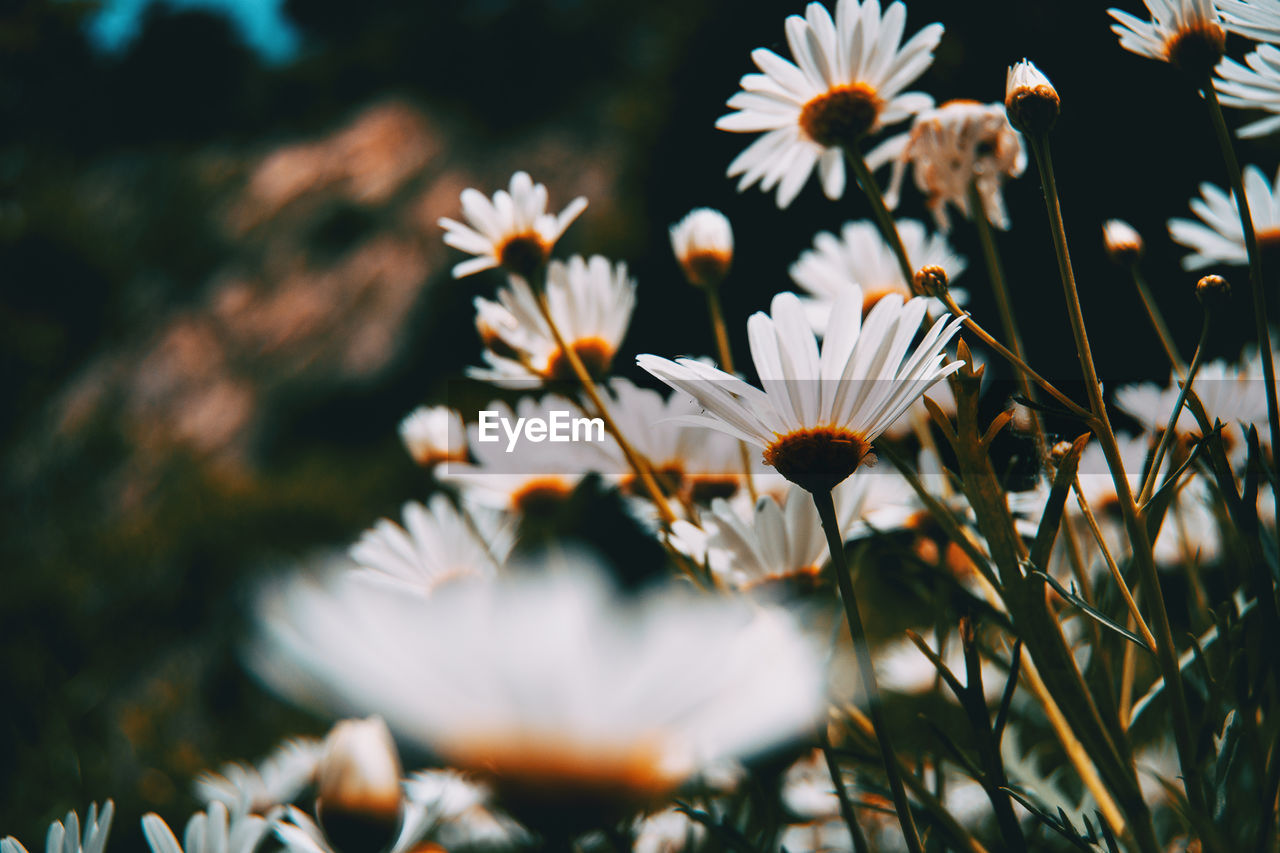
[2,0,1277,846]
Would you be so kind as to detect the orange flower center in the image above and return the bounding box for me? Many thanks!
[544,337,615,382]
[763,426,872,493]
[510,477,575,515]
[690,475,741,503]
[799,83,883,148]
[497,231,549,280]
[679,249,733,287]
[1163,22,1226,78]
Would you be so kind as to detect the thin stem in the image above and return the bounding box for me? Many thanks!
[820,728,871,853]
[530,285,677,527]
[1203,84,1280,527]
[1138,311,1211,506]
[1028,133,1211,827]
[845,146,915,285]
[812,488,924,853]
[704,286,758,502]
[1129,266,1188,379]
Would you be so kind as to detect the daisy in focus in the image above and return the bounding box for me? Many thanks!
[1167,164,1280,269]
[789,218,966,332]
[251,552,826,835]
[469,255,636,386]
[438,171,587,279]
[1107,0,1226,78]
[879,100,1026,232]
[717,0,943,207]
[638,287,965,493]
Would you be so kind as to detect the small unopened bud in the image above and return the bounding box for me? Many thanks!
[1050,440,1074,465]
[670,208,734,287]
[1102,219,1144,267]
[399,406,467,468]
[1009,401,1036,433]
[317,717,403,853]
[914,265,949,298]
[1005,60,1059,136]
[1195,274,1231,309]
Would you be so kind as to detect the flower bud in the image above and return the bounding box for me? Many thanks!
[670,208,733,287]
[316,717,403,853]
[1050,440,1075,466]
[399,406,467,468]
[914,264,949,298]
[1102,219,1144,267]
[1195,274,1231,309]
[1005,60,1059,136]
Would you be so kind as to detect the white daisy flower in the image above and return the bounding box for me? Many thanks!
[195,737,324,815]
[717,0,943,208]
[632,808,705,853]
[349,495,510,596]
[438,171,587,279]
[1107,0,1226,77]
[637,288,965,493]
[141,802,271,853]
[670,208,734,287]
[438,395,620,514]
[1216,43,1280,137]
[880,100,1026,232]
[700,479,869,590]
[1167,163,1280,269]
[789,219,967,334]
[1216,0,1280,44]
[606,378,746,503]
[273,805,431,853]
[469,255,636,387]
[397,406,467,468]
[1,803,114,853]
[251,552,826,828]
[314,717,403,853]
[402,770,528,850]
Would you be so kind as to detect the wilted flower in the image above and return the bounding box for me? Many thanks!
[882,100,1026,231]
[1168,164,1280,269]
[1108,0,1226,78]
[638,288,965,493]
[251,553,826,835]
[398,406,467,468]
[469,255,636,386]
[670,208,734,287]
[438,171,587,279]
[717,0,942,207]
[789,219,967,333]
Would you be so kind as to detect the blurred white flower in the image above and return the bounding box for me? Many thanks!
[1168,164,1280,270]
[632,808,705,853]
[670,208,734,287]
[438,171,587,279]
[251,552,826,823]
[401,770,528,850]
[349,495,510,596]
[1218,0,1280,44]
[1215,44,1280,137]
[880,101,1026,232]
[638,288,965,493]
[1107,0,1225,76]
[1,802,114,853]
[195,737,324,815]
[469,255,636,386]
[717,0,942,207]
[141,802,270,853]
[397,406,467,468]
[1102,218,1145,265]
[789,219,966,334]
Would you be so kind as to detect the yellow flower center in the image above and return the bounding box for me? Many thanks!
[799,83,883,148]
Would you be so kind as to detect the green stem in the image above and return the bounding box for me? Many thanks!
[1139,312,1211,506]
[812,487,924,853]
[820,729,871,853]
[705,285,758,502]
[1130,266,1189,378]
[1203,85,1280,527]
[1028,133,1213,834]
[846,146,915,286]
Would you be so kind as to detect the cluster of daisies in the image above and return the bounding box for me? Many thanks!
[14,1,1280,852]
